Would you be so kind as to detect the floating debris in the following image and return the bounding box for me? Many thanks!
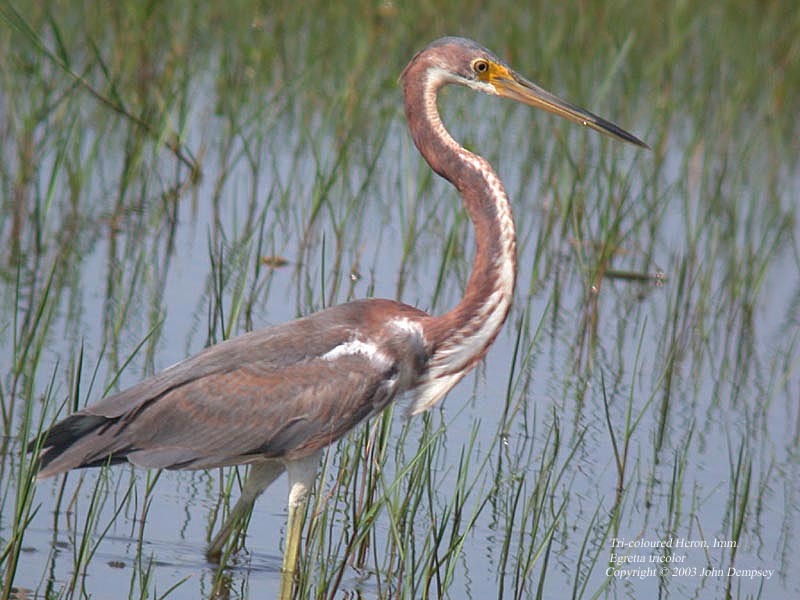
[261,255,290,268]
[604,269,666,286]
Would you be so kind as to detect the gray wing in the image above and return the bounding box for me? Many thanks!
[33,299,429,477]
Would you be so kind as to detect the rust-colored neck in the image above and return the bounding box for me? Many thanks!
[402,60,516,407]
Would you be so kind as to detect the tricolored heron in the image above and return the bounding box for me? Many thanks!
[30,37,646,594]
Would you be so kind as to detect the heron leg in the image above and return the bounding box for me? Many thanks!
[279,451,321,599]
[206,460,285,562]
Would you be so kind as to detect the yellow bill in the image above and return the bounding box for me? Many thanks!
[480,62,649,149]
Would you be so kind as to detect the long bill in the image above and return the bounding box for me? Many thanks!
[488,65,649,149]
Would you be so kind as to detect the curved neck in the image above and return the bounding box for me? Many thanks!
[403,64,517,388]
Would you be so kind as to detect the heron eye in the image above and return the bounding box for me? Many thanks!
[473,60,489,74]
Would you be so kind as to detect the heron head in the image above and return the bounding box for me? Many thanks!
[403,37,648,149]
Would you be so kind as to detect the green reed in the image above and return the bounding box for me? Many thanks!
[1,0,798,599]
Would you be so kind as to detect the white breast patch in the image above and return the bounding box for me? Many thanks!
[322,339,392,370]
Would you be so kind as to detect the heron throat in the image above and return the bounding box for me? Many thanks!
[403,60,517,415]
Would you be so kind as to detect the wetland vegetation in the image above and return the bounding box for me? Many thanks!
[1,0,798,598]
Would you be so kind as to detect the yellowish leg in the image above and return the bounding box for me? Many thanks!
[207,461,285,562]
[279,493,307,598]
[278,452,321,600]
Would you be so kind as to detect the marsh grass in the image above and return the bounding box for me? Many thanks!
[1,0,799,598]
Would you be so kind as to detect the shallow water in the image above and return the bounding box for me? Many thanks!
[2,4,799,599]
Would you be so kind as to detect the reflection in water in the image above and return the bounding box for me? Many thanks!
[1,3,799,599]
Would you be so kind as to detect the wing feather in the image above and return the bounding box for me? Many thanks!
[33,299,429,477]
